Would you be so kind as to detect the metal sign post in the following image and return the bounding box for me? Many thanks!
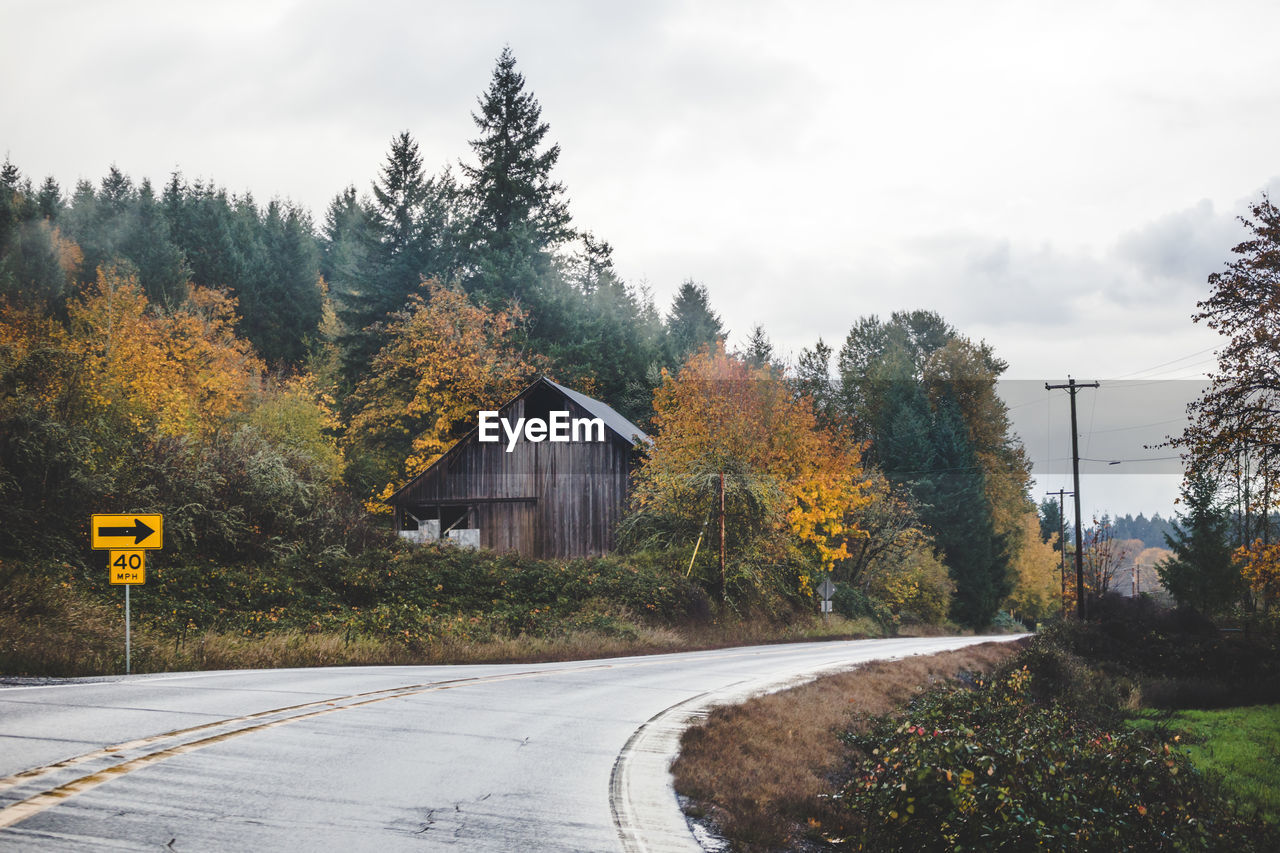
[109,550,145,675]
[818,577,836,619]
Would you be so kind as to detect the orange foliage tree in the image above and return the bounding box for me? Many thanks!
[65,264,262,436]
[624,345,872,603]
[1235,540,1280,615]
[0,265,325,560]
[346,281,540,510]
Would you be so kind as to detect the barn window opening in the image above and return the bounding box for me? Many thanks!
[441,505,470,532]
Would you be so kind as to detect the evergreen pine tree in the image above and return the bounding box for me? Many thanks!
[237,200,321,366]
[61,177,107,284]
[874,352,936,482]
[336,134,462,385]
[368,131,430,292]
[794,339,840,430]
[666,280,725,364]
[925,394,1011,627]
[120,179,188,309]
[162,178,243,299]
[0,160,73,310]
[320,186,366,285]
[35,177,62,221]
[1158,468,1240,614]
[511,232,664,420]
[98,165,134,215]
[870,337,1011,627]
[0,159,18,191]
[0,160,22,292]
[462,46,573,302]
[1038,496,1064,549]
[741,324,776,371]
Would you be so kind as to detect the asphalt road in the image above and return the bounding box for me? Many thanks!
[0,635,1018,851]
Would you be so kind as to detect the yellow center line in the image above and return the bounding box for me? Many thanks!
[0,678,476,795]
[0,640,881,832]
[0,666,592,831]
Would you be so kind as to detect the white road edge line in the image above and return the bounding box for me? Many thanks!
[609,635,1025,852]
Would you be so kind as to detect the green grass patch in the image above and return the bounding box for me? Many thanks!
[1130,704,1280,823]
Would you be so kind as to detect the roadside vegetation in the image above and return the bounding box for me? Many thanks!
[674,642,1020,847]
[674,597,1280,851]
[0,545,894,676]
[668,188,1280,851]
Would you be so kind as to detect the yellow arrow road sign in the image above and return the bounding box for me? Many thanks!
[92,514,163,550]
[108,550,145,585]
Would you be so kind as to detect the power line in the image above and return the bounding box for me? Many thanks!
[1116,357,1217,380]
[1086,416,1188,435]
[1084,382,1100,459]
[1102,370,1215,391]
[1110,346,1219,380]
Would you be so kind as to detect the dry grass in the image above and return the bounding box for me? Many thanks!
[0,593,127,676]
[0,604,888,676]
[672,640,1024,850]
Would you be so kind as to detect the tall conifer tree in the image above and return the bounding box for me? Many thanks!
[336,134,461,385]
[462,46,572,301]
[1157,468,1240,613]
[666,280,725,365]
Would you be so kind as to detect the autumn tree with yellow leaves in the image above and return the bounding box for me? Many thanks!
[0,263,359,563]
[345,281,540,510]
[1236,540,1280,616]
[621,345,873,605]
[66,265,262,435]
[1005,511,1062,623]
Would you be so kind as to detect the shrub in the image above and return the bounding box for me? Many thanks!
[866,545,953,625]
[988,610,1027,634]
[825,663,1277,851]
[831,584,897,630]
[1044,595,1280,708]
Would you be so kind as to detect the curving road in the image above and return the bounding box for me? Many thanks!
[0,635,1018,851]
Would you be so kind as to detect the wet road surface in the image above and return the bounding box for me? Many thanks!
[0,635,1018,851]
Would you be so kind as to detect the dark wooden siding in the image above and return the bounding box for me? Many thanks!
[391,384,637,559]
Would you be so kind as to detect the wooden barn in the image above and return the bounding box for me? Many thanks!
[387,377,649,559]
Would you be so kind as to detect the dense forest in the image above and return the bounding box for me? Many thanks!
[0,49,1066,674]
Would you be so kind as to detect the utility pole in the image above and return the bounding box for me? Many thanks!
[1046,377,1099,619]
[1047,488,1074,617]
[719,471,726,603]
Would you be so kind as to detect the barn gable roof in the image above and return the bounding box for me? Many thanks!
[542,377,649,445]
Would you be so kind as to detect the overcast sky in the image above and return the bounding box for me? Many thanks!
[6,0,1280,518]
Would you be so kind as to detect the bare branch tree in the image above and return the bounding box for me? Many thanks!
[1082,515,1134,597]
